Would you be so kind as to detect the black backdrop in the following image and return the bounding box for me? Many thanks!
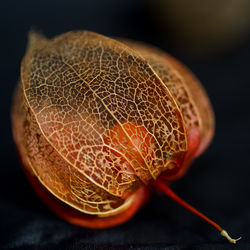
[1,1,250,249]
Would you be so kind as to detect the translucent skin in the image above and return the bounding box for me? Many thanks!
[24,166,150,229]
[120,39,214,159]
[11,31,214,228]
[120,39,214,180]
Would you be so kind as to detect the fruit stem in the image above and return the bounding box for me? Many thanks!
[154,180,241,244]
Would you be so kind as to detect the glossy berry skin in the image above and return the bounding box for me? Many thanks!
[11,31,214,229]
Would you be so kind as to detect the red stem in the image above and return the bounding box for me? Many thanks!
[154,179,222,232]
[154,180,242,244]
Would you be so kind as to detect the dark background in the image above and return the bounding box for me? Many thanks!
[1,1,250,249]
